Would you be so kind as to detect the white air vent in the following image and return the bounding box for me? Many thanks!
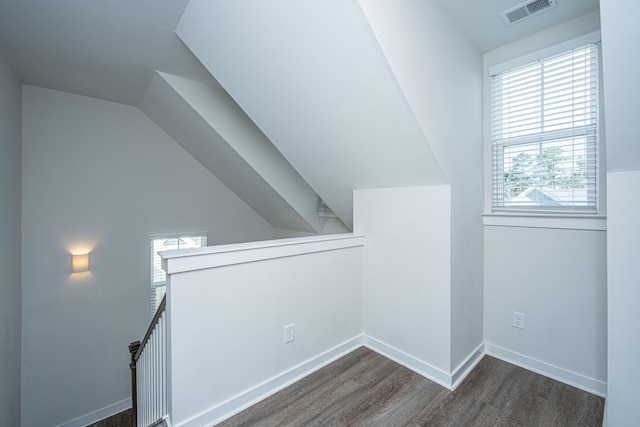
[500,0,557,26]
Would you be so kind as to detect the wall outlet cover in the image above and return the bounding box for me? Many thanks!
[284,323,295,343]
[513,311,525,329]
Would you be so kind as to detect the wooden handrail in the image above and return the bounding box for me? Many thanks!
[135,294,167,362]
[129,294,167,426]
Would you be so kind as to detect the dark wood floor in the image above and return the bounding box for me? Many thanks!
[88,408,132,427]
[218,347,604,427]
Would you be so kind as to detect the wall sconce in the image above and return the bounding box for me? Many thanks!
[72,253,90,273]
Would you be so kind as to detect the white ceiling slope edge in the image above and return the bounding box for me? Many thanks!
[176,0,447,229]
[139,72,324,233]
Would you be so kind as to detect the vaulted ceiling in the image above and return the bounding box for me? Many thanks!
[0,0,213,106]
[0,0,599,107]
[0,0,600,232]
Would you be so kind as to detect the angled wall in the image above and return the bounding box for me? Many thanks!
[21,86,276,427]
[140,72,330,234]
[176,0,447,229]
[0,49,21,427]
[358,0,484,374]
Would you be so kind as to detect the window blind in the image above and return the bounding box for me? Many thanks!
[491,43,599,213]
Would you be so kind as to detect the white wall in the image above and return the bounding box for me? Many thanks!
[600,2,640,173]
[484,226,607,394]
[601,1,640,424]
[0,49,22,427]
[358,0,484,370]
[483,12,607,396]
[354,186,454,385]
[606,172,640,425]
[21,86,276,427]
[165,236,363,426]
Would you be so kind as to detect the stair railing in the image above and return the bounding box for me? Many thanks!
[129,294,168,427]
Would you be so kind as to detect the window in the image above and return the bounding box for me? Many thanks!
[150,232,207,315]
[491,42,599,213]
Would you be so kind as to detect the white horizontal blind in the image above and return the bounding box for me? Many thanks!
[491,43,598,213]
[150,233,207,315]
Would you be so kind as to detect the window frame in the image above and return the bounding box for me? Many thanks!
[149,231,208,315]
[491,41,599,213]
[483,31,606,229]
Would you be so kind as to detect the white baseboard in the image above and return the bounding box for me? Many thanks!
[363,335,452,389]
[173,339,605,427]
[451,343,485,390]
[363,336,484,391]
[176,335,364,427]
[55,398,131,427]
[485,342,607,397]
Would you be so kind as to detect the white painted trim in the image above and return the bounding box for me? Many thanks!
[451,343,486,390]
[485,342,607,397]
[363,337,485,391]
[483,213,606,231]
[149,231,208,240]
[363,335,453,390]
[161,233,365,274]
[488,31,601,76]
[155,415,172,426]
[55,398,131,427]
[174,336,364,427]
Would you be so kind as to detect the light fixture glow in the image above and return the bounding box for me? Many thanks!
[72,253,90,273]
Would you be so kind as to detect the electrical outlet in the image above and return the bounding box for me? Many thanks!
[512,311,525,329]
[284,323,295,343]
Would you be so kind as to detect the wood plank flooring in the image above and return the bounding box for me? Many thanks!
[218,347,604,427]
[88,408,132,427]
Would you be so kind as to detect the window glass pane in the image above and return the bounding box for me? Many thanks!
[152,239,166,285]
[501,135,593,208]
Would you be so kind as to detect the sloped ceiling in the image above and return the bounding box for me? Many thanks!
[139,72,324,233]
[0,0,602,231]
[176,0,448,228]
[0,0,331,233]
[0,0,600,103]
[0,0,215,106]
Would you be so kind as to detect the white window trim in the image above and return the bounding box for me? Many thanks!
[150,231,208,315]
[483,31,606,230]
[488,31,601,76]
[482,212,606,231]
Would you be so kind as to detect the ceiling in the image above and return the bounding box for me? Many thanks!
[0,0,600,106]
[435,0,600,52]
[0,0,215,105]
[0,0,601,233]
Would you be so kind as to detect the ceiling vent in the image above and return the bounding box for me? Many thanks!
[500,0,557,26]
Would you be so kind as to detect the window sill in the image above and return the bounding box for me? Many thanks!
[482,212,606,231]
